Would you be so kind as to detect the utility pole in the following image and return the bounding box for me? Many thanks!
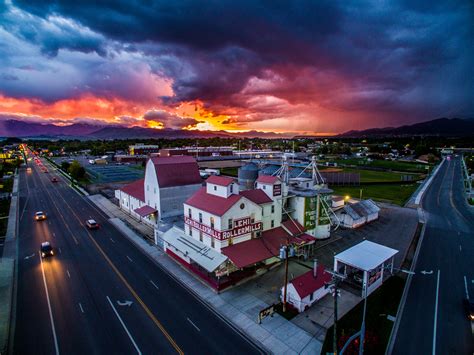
[282,244,289,312]
[325,269,346,355]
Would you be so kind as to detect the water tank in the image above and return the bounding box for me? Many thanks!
[238,163,259,190]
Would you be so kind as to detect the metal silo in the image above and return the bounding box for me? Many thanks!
[238,162,259,190]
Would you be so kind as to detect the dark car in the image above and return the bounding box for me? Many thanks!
[40,242,54,258]
[51,177,58,183]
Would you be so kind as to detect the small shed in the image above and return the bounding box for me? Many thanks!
[334,240,398,297]
[281,264,332,312]
[336,199,380,228]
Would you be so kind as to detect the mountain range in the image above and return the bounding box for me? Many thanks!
[0,117,472,139]
[338,118,474,137]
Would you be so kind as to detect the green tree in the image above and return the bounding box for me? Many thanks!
[68,161,86,180]
[61,161,71,171]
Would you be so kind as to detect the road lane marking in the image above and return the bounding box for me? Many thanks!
[187,318,200,332]
[72,236,79,245]
[459,245,462,252]
[58,248,62,254]
[79,303,84,313]
[66,270,71,279]
[110,238,115,243]
[150,280,159,290]
[432,270,440,355]
[40,255,60,355]
[464,276,470,300]
[44,173,183,354]
[53,233,56,237]
[126,255,133,262]
[106,296,142,355]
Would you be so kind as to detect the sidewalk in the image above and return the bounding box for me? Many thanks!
[91,196,323,354]
[88,194,154,241]
[0,172,20,354]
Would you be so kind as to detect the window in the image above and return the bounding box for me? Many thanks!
[228,218,233,229]
[147,185,149,191]
[189,228,192,237]
[154,187,156,194]
[211,238,215,248]
[210,217,214,229]
[199,231,203,242]
[271,220,274,228]
[263,185,266,190]
[230,184,233,193]
[214,185,217,191]
[310,292,314,301]
[240,203,245,210]
[271,205,275,214]
[188,208,192,218]
[199,213,202,223]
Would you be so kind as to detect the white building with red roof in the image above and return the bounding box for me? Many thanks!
[281,264,332,312]
[115,156,202,225]
[162,173,317,290]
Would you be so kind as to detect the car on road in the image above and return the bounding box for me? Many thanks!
[35,211,47,221]
[464,299,474,321]
[51,177,58,183]
[26,167,32,173]
[40,242,54,258]
[86,219,99,229]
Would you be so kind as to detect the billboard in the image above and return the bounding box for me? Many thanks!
[304,197,316,230]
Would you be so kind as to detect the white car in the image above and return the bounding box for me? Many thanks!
[35,211,47,221]
[85,219,99,229]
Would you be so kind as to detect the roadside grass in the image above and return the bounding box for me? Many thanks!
[332,183,419,206]
[220,167,239,177]
[322,276,405,355]
[330,159,430,173]
[343,168,422,183]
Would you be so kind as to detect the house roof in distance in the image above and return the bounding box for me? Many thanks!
[150,156,202,188]
[120,178,145,202]
[256,175,280,184]
[206,175,234,186]
[290,266,332,299]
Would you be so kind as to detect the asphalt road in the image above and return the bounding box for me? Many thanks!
[392,156,474,354]
[14,152,263,355]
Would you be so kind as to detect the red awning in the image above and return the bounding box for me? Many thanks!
[134,205,157,217]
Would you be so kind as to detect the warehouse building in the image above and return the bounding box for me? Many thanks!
[129,144,160,156]
[336,199,380,229]
[162,174,317,290]
[115,156,202,225]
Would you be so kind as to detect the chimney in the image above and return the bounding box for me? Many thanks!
[313,259,318,278]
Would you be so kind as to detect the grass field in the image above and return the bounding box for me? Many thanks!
[322,276,405,355]
[331,159,431,173]
[332,183,419,205]
[343,168,422,183]
[220,167,239,177]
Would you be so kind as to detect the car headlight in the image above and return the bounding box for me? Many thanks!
[42,252,45,257]
[51,251,54,255]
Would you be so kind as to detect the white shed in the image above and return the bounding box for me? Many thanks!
[336,199,380,228]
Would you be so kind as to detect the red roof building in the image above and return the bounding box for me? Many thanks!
[240,189,273,205]
[185,187,242,216]
[120,178,145,202]
[256,175,280,184]
[149,156,202,188]
[206,175,234,187]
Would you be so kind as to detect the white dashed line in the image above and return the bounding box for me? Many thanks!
[126,255,133,262]
[110,238,115,243]
[79,303,84,313]
[187,318,200,332]
[150,280,159,290]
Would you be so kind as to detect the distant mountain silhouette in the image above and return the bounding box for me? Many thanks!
[0,119,286,139]
[339,118,474,137]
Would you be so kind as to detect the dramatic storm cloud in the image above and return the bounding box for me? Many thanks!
[0,0,473,133]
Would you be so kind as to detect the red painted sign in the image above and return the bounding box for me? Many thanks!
[185,216,262,240]
[273,184,281,196]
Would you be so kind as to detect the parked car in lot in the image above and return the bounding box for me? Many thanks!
[85,219,99,229]
[35,211,47,221]
[40,242,54,258]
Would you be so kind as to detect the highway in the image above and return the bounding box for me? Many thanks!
[392,156,474,354]
[14,151,262,355]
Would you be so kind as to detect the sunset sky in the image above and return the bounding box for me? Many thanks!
[1,1,473,135]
